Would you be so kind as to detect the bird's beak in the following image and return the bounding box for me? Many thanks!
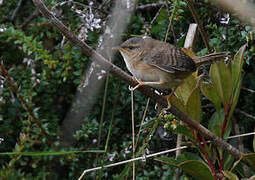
[112,46,121,51]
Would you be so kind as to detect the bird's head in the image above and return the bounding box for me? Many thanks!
[113,37,152,60]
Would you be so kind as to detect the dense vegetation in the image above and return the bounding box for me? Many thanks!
[0,0,255,179]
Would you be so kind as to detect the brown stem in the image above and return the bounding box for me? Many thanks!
[194,132,217,180]
[221,103,231,137]
[32,0,243,159]
[186,0,211,52]
[17,9,40,29]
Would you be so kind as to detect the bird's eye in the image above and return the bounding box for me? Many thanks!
[128,46,136,50]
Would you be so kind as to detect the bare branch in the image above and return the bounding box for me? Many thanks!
[186,0,211,52]
[136,2,167,10]
[236,108,255,120]
[17,9,40,29]
[10,0,23,21]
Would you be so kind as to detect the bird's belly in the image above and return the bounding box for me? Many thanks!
[130,62,187,89]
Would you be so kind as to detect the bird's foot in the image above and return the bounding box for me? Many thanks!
[164,90,176,109]
[131,77,144,91]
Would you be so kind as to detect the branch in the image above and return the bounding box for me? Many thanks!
[186,0,211,52]
[10,0,23,21]
[17,9,40,29]
[236,108,255,120]
[136,2,167,10]
[32,0,243,159]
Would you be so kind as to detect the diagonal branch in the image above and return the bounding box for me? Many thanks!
[32,0,243,159]
[186,0,211,52]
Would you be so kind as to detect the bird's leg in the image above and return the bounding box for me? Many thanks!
[131,77,164,91]
[131,77,144,91]
[164,87,177,108]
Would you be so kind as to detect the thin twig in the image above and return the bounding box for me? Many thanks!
[186,0,211,52]
[78,146,188,179]
[97,82,121,178]
[136,2,166,10]
[131,90,136,180]
[236,108,255,120]
[145,5,164,36]
[164,0,178,42]
[11,0,23,21]
[78,131,255,178]
[17,9,40,29]
[242,87,255,94]
[135,98,150,149]
[95,75,110,169]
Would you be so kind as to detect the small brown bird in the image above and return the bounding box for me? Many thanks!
[114,37,228,106]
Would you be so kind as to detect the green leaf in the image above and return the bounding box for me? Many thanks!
[232,44,246,90]
[156,157,179,167]
[186,87,201,122]
[208,109,224,137]
[228,44,247,120]
[174,74,201,122]
[169,95,186,113]
[208,108,231,138]
[243,153,255,171]
[200,82,221,112]
[175,74,197,104]
[248,175,255,180]
[179,160,214,180]
[173,125,194,141]
[117,164,130,180]
[223,153,235,170]
[210,61,232,107]
[0,150,104,156]
[223,171,239,180]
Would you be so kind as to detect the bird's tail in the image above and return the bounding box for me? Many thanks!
[194,52,229,67]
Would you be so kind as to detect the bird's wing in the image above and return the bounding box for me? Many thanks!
[142,45,196,73]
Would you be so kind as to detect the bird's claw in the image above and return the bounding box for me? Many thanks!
[131,77,144,91]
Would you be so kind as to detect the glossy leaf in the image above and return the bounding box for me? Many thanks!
[186,87,201,122]
[179,160,214,180]
[223,153,235,170]
[223,171,239,180]
[208,109,224,137]
[248,175,255,180]
[210,61,232,107]
[228,44,247,120]
[175,73,201,122]
[208,108,231,138]
[170,95,186,113]
[243,153,255,171]
[232,44,246,91]
[173,125,194,141]
[228,76,242,121]
[200,82,221,112]
[156,157,179,167]
[175,73,197,104]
